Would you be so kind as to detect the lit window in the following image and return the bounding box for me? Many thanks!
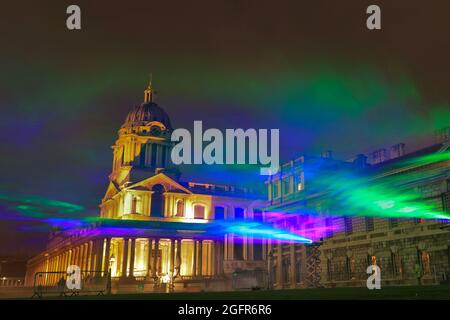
[175,200,184,217]
[283,178,292,195]
[272,182,280,199]
[421,251,431,274]
[194,205,206,219]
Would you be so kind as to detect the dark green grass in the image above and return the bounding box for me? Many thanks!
[33,285,450,300]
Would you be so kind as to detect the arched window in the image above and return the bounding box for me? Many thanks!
[151,184,164,218]
[176,200,184,217]
[193,204,206,219]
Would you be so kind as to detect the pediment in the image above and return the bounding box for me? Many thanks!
[130,173,192,194]
[103,180,121,200]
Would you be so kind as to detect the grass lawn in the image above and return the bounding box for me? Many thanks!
[48,285,450,300]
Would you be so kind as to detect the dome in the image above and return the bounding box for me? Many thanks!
[122,102,172,129]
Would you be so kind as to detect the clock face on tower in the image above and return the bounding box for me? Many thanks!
[150,125,162,136]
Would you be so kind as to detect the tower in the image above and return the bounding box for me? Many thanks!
[109,81,179,187]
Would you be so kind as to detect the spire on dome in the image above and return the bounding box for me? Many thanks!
[144,73,155,103]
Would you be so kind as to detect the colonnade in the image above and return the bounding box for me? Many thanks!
[25,237,225,286]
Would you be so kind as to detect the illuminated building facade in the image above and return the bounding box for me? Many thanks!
[264,137,450,288]
[24,83,267,292]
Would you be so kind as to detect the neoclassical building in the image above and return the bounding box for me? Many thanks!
[264,137,450,288]
[24,83,267,292]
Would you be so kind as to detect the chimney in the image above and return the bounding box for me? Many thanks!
[353,154,368,167]
[435,127,450,144]
[321,150,333,159]
[390,143,406,159]
[371,149,388,164]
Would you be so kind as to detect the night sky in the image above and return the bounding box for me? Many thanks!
[0,0,449,256]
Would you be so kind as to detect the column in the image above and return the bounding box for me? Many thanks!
[276,242,282,287]
[83,243,89,271]
[103,238,111,275]
[169,239,175,275]
[248,236,254,261]
[94,240,103,276]
[147,239,153,277]
[63,251,69,272]
[80,244,86,271]
[224,235,228,260]
[68,250,72,270]
[290,242,296,287]
[176,239,182,276]
[198,240,203,276]
[87,241,93,273]
[193,240,198,277]
[300,244,307,286]
[216,240,223,275]
[129,238,136,278]
[78,246,83,268]
[152,239,159,277]
[73,247,79,268]
[121,238,129,278]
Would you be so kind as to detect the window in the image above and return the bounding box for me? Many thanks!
[327,258,333,281]
[325,218,334,238]
[180,240,194,276]
[151,184,164,218]
[214,206,225,220]
[175,200,184,217]
[151,144,157,167]
[272,182,280,199]
[234,207,245,219]
[344,216,353,235]
[442,191,450,213]
[253,209,263,222]
[283,177,292,195]
[121,147,125,165]
[295,171,304,192]
[131,196,142,214]
[139,144,147,167]
[389,218,399,228]
[295,259,302,283]
[161,146,166,167]
[345,257,351,279]
[194,205,206,219]
[391,252,402,276]
[253,240,263,261]
[282,257,290,283]
[420,251,431,274]
[124,193,142,215]
[365,217,374,232]
[234,236,244,260]
[201,241,214,276]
